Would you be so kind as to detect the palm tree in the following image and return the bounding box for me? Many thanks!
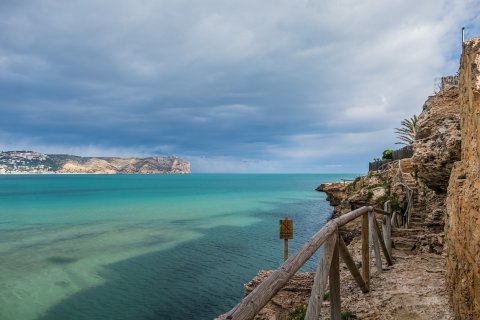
[395,115,418,145]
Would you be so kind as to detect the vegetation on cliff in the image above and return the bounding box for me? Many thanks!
[395,114,418,145]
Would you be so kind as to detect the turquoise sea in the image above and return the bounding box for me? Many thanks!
[0,174,358,320]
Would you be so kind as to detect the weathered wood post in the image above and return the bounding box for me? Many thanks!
[369,209,383,273]
[329,232,341,320]
[362,212,370,289]
[382,202,392,257]
[279,216,293,261]
[338,237,368,293]
[373,219,393,266]
[305,232,338,320]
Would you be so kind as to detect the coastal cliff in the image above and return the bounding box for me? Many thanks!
[445,38,480,319]
[411,87,461,232]
[0,151,191,174]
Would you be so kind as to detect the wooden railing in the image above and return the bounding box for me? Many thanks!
[223,205,393,320]
[392,160,414,228]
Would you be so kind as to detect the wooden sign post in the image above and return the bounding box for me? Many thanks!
[279,216,293,261]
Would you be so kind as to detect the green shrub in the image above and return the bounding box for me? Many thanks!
[352,176,361,188]
[346,182,355,192]
[341,310,357,319]
[382,149,393,160]
[288,304,307,320]
[390,195,400,212]
[366,191,374,201]
[323,290,330,301]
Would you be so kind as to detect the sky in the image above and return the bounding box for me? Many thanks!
[0,0,479,173]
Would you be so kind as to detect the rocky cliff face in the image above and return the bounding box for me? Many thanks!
[318,165,408,218]
[411,87,462,231]
[445,38,480,319]
[413,88,461,193]
[54,155,191,174]
[317,169,408,245]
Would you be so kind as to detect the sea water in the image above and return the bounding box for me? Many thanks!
[0,174,358,320]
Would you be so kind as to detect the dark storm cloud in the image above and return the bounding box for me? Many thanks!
[0,0,478,172]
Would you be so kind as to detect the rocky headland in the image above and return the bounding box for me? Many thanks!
[219,38,480,320]
[0,151,190,174]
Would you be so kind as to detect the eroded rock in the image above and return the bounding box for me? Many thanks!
[412,87,461,193]
[445,37,480,320]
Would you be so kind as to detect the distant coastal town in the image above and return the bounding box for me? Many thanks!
[0,151,53,174]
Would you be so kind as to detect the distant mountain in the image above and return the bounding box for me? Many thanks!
[0,151,190,174]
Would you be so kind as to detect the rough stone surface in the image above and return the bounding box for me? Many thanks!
[316,182,348,206]
[445,37,480,320]
[56,156,190,174]
[412,88,461,194]
[410,81,462,233]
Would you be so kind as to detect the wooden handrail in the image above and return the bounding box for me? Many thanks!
[373,207,392,216]
[224,205,393,320]
[396,159,414,228]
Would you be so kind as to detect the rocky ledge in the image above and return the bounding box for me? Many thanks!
[316,182,348,207]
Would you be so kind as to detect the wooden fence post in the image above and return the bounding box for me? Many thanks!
[369,209,383,273]
[373,219,393,266]
[361,212,370,289]
[338,237,369,293]
[382,202,392,257]
[329,232,341,320]
[305,232,338,320]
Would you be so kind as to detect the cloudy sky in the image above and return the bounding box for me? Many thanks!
[0,1,478,173]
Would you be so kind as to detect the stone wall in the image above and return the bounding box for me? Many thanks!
[445,38,480,319]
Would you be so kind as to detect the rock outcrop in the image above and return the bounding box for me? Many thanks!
[411,86,461,231]
[318,166,411,219]
[54,155,190,174]
[316,182,348,207]
[445,38,480,319]
[412,88,461,193]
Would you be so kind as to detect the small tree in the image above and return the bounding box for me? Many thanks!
[382,149,393,160]
[395,115,418,145]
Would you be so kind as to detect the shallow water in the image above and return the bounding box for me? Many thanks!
[0,173,358,320]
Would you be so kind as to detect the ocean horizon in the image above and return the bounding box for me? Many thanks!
[0,173,359,320]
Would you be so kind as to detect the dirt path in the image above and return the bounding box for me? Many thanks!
[335,234,454,320]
